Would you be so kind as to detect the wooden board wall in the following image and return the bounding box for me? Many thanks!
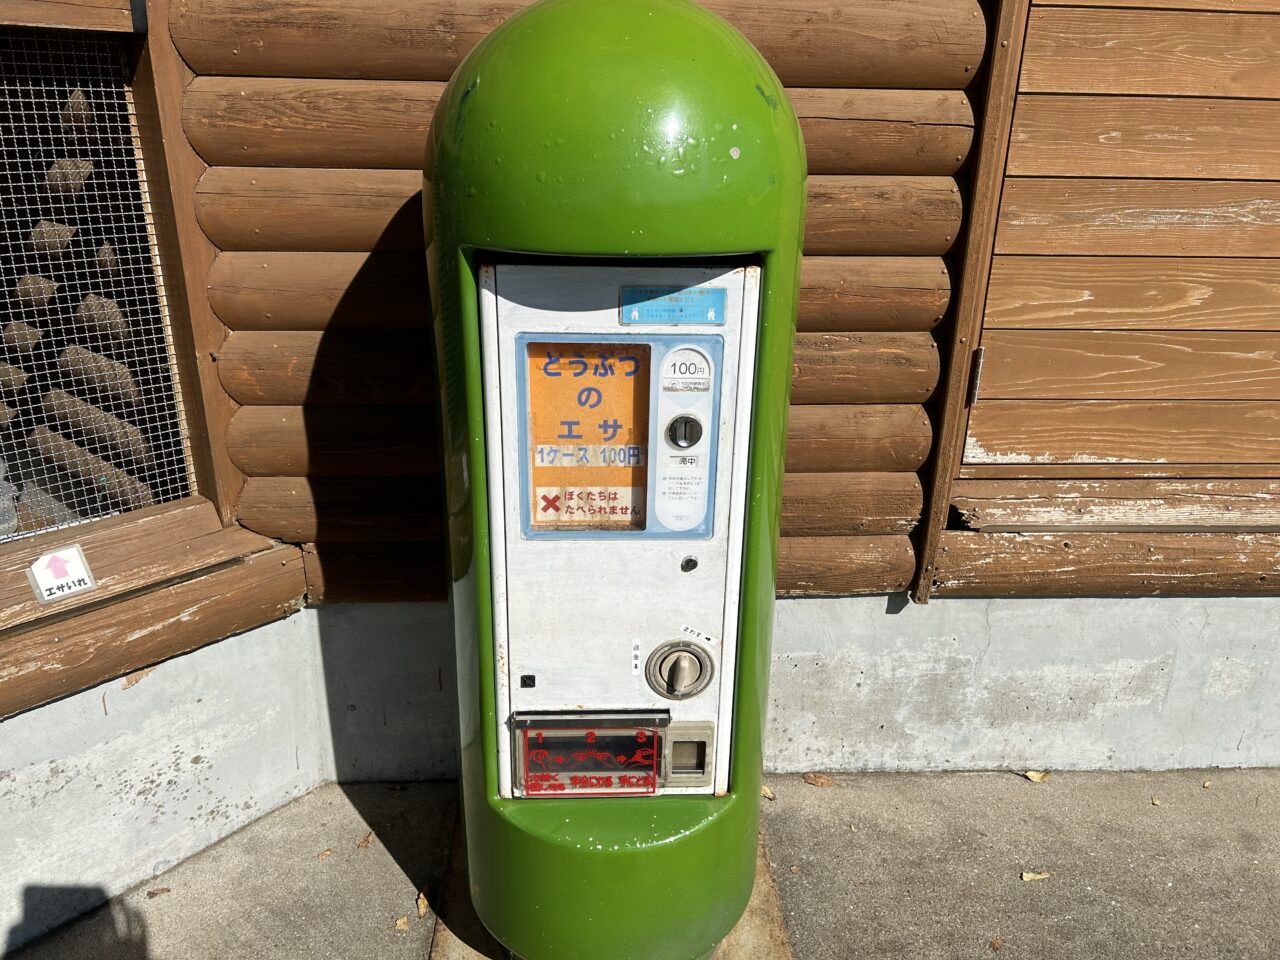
[170,0,987,601]
[928,0,1280,596]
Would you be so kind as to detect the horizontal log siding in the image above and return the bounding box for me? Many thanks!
[228,404,933,477]
[218,331,936,407]
[217,332,434,406]
[781,474,924,536]
[947,0,1280,584]
[177,0,986,599]
[797,258,950,333]
[194,169,963,257]
[208,253,949,334]
[790,333,939,405]
[238,476,444,542]
[208,252,429,332]
[170,0,987,87]
[184,81,974,177]
[785,405,932,473]
[227,407,439,476]
[303,542,446,603]
[238,472,923,542]
[777,536,915,595]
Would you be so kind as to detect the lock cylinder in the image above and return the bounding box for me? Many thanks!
[667,415,703,449]
[646,641,714,700]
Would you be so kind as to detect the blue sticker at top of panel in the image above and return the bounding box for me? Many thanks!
[620,286,727,326]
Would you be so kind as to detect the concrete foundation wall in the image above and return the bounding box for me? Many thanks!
[768,596,1280,773]
[0,605,457,950]
[4,595,1279,949]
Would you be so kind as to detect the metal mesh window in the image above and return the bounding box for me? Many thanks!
[0,29,191,543]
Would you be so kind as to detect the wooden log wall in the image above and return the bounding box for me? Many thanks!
[929,0,1280,597]
[171,0,987,601]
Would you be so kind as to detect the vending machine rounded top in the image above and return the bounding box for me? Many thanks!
[425,0,806,259]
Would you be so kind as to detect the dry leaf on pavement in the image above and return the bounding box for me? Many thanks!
[1151,797,1162,806]
[394,916,409,931]
[316,849,333,860]
[990,938,1005,951]
[1020,871,1051,882]
[417,892,429,919]
[761,785,776,801]
[145,887,171,899]
[802,772,835,788]
[357,831,374,849]
[1023,771,1051,784]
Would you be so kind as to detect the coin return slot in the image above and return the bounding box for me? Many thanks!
[671,740,707,776]
[661,722,715,788]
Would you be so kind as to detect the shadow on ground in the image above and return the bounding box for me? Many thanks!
[7,886,149,959]
[335,782,506,958]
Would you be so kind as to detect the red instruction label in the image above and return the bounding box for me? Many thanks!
[522,726,660,798]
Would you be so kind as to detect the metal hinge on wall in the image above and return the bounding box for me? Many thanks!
[967,345,986,406]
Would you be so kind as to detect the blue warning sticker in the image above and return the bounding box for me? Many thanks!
[620,286,727,326]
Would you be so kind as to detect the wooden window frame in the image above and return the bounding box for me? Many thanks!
[0,14,305,720]
[912,0,1034,602]
[1,0,139,34]
[0,497,304,717]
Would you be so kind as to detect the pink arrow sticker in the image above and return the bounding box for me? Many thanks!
[28,543,96,605]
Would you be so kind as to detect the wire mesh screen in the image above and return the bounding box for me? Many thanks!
[0,29,191,543]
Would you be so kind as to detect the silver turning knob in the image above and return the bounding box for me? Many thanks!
[662,651,701,695]
[645,641,714,700]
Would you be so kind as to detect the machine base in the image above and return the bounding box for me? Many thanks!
[465,785,758,960]
[506,943,719,959]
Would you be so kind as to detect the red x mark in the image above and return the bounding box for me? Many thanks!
[540,494,561,513]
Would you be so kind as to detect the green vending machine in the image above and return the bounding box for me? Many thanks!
[425,1,805,956]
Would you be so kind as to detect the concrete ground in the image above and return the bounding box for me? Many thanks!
[10,770,1280,959]
[7,783,457,960]
[762,769,1280,960]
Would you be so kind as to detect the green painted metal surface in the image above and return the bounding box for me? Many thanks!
[425,1,805,957]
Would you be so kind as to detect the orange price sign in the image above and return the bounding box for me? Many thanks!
[526,342,651,531]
